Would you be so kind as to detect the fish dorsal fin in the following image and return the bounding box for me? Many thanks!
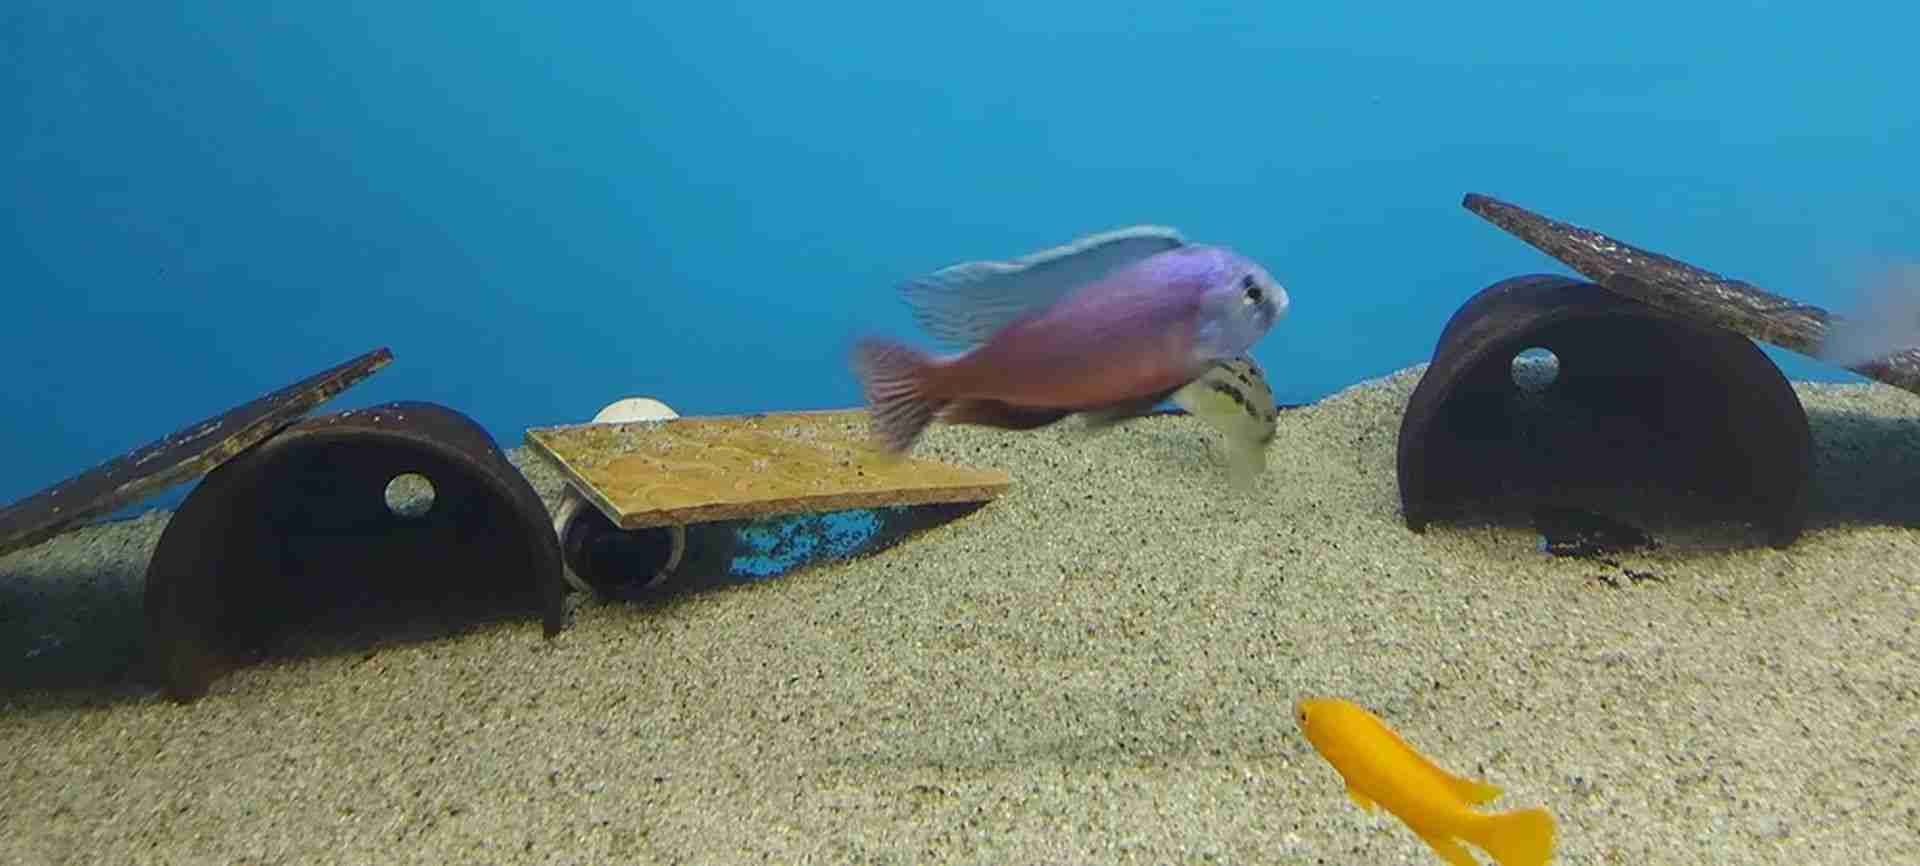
[1409,745,1502,806]
[898,225,1187,348]
[1446,772,1504,806]
[1372,714,1504,806]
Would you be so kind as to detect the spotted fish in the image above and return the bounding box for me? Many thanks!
[1170,355,1279,487]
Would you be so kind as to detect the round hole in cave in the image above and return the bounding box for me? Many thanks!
[1511,346,1560,392]
[383,472,436,518]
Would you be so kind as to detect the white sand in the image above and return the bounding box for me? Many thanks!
[1,366,1916,865]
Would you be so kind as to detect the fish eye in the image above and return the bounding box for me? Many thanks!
[1241,275,1263,303]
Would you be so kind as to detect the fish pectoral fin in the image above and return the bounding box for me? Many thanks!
[1075,390,1179,432]
[1412,828,1482,866]
[1074,407,1141,432]
[941,399,1072,431]
[1344,785,1378,813]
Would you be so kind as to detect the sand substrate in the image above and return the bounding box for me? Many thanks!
[2,365,1916,865]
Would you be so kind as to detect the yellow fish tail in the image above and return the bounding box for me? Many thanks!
[1460,806,1556,866]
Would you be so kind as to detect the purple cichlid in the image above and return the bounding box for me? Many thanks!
[851,226,1289,454]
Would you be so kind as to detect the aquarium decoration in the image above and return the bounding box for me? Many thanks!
[1463,192,1920,394]
[545,397,692,596]
[1398,274,1812,547]
[556,502,991,601]
[0,347,393,559]
[144,399,566,701]
[526,408,1011,596]
[525,409,1012,527]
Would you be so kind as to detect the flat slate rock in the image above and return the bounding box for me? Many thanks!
[0,347,394,559]
[525,410,1012,529]
[1462,192,1920,396]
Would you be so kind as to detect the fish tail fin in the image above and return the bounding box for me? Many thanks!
[1461,806,1557,866]
[851,338,947,454]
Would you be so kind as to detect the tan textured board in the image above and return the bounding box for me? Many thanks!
[524,409,1011,529]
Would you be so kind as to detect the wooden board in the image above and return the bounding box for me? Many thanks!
[1463,192,1920,396]
[0,347,393,559]
[524,409,1011,529]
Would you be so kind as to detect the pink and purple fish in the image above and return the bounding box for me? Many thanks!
[850,225,1289,454]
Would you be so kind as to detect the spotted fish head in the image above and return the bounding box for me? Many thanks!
[1175,357,1276,435]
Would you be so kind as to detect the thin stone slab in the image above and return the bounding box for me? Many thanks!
[0,347,394,558]
[1462,192,1920,396]
[524,409,1012,529]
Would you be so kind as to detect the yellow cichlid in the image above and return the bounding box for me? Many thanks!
[1295,697,1557,866]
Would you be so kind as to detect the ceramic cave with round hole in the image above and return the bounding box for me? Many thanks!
[1395,274,1812,547]
[143,400,565,701]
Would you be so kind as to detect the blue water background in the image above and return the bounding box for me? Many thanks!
[5,2,1916,508]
